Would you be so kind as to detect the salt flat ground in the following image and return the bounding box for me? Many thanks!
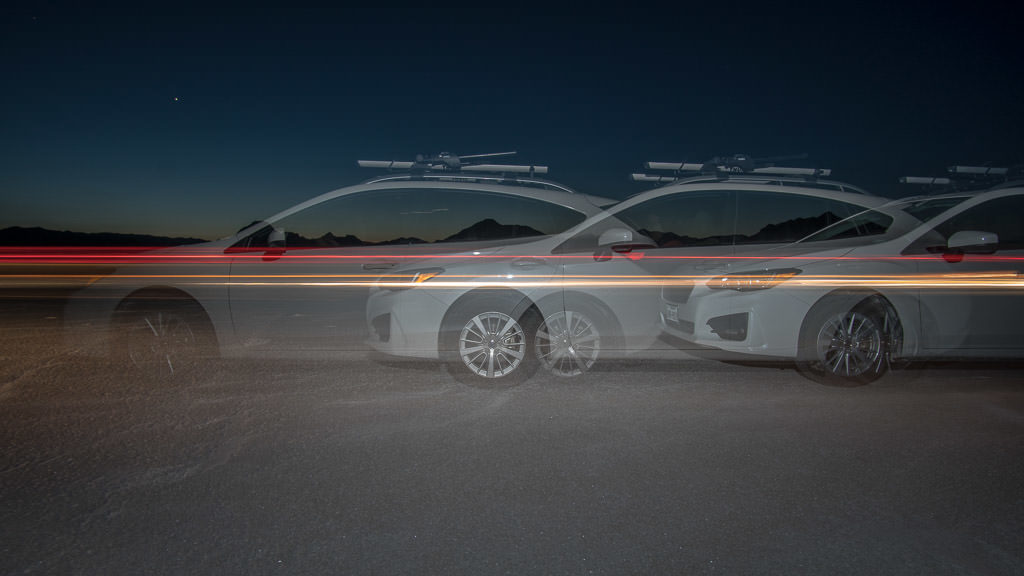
[2,294,1023,575]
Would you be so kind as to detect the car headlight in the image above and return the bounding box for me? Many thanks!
[706,268,801,291]
[381,267,445,291]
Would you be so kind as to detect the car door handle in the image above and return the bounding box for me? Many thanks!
[512,258,547,269]
[362,261,398,270]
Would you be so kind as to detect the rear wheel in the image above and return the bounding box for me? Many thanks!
[797,295,902,386]
[535,310,602,377]
[114,298,216,378]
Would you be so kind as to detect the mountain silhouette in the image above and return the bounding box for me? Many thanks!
[0,226,207,247]
[737,212,839,244]
[442,219,544,242]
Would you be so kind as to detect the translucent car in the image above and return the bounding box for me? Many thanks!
[64,166,613,375]
[660,182,1024,385]
[367,169,887,384]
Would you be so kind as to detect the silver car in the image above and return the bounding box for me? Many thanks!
[64,168,613,374]
[661,182,1024,385]
[368,170,887,384]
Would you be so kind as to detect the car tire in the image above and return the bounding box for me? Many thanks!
[114,297,216,379]
[535,309,606,377]
[796,293,902,387]
[442,296,540,387]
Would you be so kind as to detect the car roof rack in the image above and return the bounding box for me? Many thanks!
[631,154,833,182]
[628,153,873,195]
[358,151,549,176]
[355,151,590,195]
[899,164,1019,192]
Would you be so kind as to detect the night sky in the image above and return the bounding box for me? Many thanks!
[2,2,1021,240]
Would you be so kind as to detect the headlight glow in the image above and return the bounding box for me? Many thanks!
[707,268,802,291]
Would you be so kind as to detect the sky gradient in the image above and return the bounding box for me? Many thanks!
[2,2,1021,240]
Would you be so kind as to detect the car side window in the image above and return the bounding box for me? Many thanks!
[242,188,587,249]
[422,189,586,243]
[932,195,1024,251]
[615,190,736,248]
[735,191,857,245]
[553,190,735,254]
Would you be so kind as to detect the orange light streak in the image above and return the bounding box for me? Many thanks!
[6,273,1021,291]
[5,246,1024,266]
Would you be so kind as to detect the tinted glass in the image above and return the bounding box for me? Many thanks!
[245,188,586,248]
[615,190,736,248]
[735,191,858,245]
[933,195,1024,250]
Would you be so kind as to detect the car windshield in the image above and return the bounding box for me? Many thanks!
[800,195,970,244]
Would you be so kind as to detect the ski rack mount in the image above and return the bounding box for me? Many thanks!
[899,165,1020,192]
[357,151,548,176]
[631,154,832,183]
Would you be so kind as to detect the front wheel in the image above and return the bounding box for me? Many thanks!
[443,298,539,387]
[797,295,902,386]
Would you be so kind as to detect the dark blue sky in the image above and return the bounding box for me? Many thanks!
[2,2,1021,240]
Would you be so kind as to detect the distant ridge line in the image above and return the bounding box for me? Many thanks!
[0,226,208,247]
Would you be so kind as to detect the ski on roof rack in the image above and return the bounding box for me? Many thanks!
[630,153,831,182]
[899,164,1016,192]
[357,151,548,176]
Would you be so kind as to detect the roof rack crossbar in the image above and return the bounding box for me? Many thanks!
[947,165,1008,175]
[631,173,681,183]
[639,154,831,182]
[357,151,548,176]
[462,164,548,174]
[357,160,416,170]
[750,167,831,177]
[899,163,1018,192]
[900,176,952,185]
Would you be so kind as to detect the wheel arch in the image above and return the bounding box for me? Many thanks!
[115,286,221,347]
[796,288,906,385]
[801,289,904,346]
[537,290,626,350]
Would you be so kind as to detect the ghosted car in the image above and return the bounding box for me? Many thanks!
[64,166,614,374]
[367,170,887,384]
[660,183,1024,385]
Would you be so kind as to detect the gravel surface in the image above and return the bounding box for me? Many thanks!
[2,294,1023,575]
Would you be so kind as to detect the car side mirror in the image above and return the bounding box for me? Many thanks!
[594,228,657,261]
[598,228,636,247]
[268,227,286,248]
[262,227,287,261]
[943,230,998,262]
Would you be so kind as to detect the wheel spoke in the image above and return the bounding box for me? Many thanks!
[143,316,158,337]
[497,344,525,360]
[460,344,485,355]
[497,316,519,339]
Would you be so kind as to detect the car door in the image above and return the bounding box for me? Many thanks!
[554,189,738,355]
[229,185,592,353]
[227,188,424,351]
[908,193,1024,351]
